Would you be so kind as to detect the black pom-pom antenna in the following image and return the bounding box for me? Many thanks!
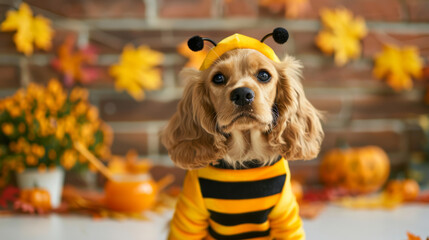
[188,36,217,52]
[187,27,289,52]
[261,27,289,44]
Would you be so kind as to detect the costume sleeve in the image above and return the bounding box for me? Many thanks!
[168,170,209,240]
[268,162,305,240]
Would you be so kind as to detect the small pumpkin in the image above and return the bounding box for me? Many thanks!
[320,145,390,194]
[105,174,158,212]
[386,179,420,201]
[19,188,52,210]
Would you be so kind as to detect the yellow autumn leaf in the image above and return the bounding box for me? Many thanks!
[315,8,367,66]
[109,45,163,101]
[373,45,423,91]
[0,3,54,56]
[177,41,209,69]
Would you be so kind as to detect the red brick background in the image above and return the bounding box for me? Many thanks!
[1,0,428,184]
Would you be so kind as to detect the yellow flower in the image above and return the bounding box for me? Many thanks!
[55,124,65,139]
[47,79,63,95]
[31,144,45,157]
[61,150,77,170]
[2,123,14,135]
[26,155,38,166]
[73,101,88,116]
[8,107,21,118]
[87,106,99,122]
[70,87,89,102]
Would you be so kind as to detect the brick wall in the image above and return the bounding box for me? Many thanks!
[1,0,428,184]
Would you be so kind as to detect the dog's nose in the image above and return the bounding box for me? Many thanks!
[230,87,255,106]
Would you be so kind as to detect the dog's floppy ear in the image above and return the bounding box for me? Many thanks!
[269,56,324,160]
[161,68,227,169]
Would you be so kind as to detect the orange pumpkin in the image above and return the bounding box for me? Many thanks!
[20,188,52,210]
[105,174,158,212]
[320,146,390,194]
[386,179,420,201]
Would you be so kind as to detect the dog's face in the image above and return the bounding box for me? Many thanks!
[203,49,278,133]
[161,48,324,169]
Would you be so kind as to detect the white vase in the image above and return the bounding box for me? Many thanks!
[16,167,65,208]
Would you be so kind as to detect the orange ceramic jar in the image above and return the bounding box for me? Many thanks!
[105,174,158,212]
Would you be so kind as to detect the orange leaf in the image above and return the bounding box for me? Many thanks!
[407,232,422,240]
[51,35,98,86]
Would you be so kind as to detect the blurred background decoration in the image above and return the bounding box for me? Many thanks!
[0,0,428,224]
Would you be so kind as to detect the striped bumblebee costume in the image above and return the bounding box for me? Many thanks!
[168,158,304,240]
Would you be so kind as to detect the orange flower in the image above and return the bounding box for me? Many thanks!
[61,150,76,170]
[70,87,89,102]
[86,106,99,122]
[26,155,38,166]
[31,144,45,157]
[1,123,14,135]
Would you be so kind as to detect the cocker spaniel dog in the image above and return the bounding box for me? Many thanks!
[161,28,324,240]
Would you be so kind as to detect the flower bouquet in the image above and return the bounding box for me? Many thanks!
[0,79,112,206]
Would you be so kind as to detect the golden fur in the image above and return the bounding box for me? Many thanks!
[161,49,324,169]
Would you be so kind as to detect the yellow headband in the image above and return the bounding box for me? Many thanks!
[199,34,281,71]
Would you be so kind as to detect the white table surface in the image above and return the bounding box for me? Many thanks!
[0,204,428,240]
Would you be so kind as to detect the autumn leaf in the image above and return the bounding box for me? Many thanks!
[0,3,54,56]
[109,45,163,101]
[315,8,367,66]
[407,232,422,240]
[0,186,19,208]
[258,0,310,18]
[51,35,98,87]
[373,45,423,91]
[177,41,209,69]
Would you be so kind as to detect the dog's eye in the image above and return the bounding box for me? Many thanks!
[212,73,226,85]
[257,70,271,82]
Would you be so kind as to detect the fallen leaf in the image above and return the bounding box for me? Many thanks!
[0,3,54,56]
[315,8,367,66]
[177,41,209,69]
[109,45,163,101]
[0,186,20,208]
[373,44,423,91]
[51,35,98,86]
[407,232,422,240]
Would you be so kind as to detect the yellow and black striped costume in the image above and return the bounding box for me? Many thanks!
[169,157,304,240]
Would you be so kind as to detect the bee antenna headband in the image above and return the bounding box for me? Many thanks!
[187,27,289,70]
